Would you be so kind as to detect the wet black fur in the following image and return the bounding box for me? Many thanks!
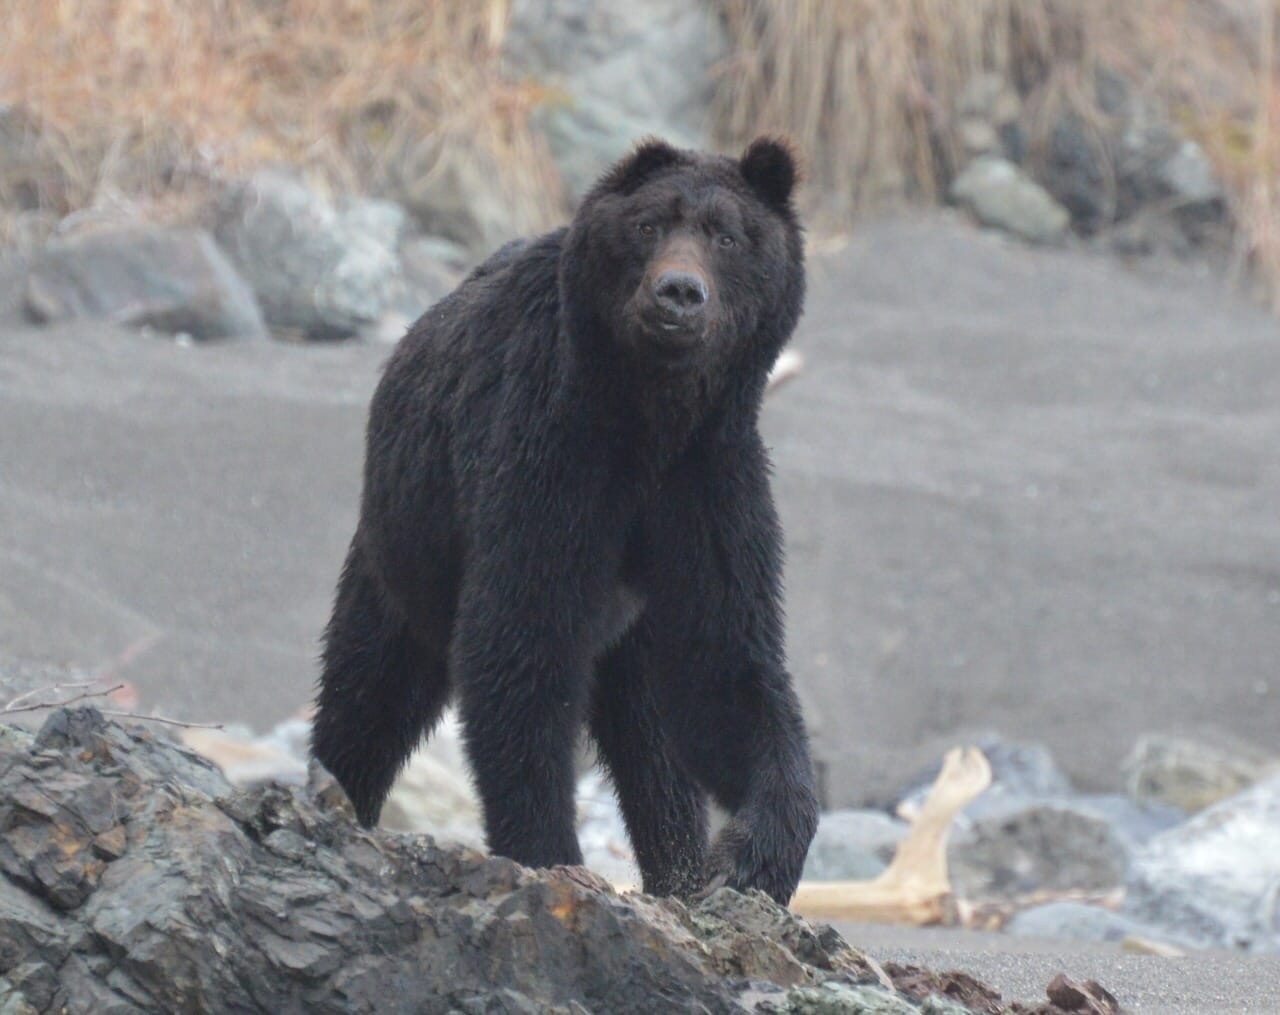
[311,138,819,904]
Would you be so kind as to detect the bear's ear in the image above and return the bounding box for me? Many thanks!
[600,138,685,195]
[740,137,799,210]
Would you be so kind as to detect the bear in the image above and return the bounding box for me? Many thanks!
[311,137,819,905]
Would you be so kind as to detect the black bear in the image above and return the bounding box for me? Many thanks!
[311,137,819,904]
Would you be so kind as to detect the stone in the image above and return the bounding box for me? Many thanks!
[1035,109,1115,235]
[955,74,1021,127]
[1,707,950,1012]
[1004,902,1142,943]
[1063,794,1184,852]
[503,0,725,201]
[382,141,522,256]
[214,171,406,339]
[1157,140,1224,209]
[23,226,268,341]
[1125,772,1280,951]
[801,810,908,881]
[1115,100,1229,240]
[949,156,1070,245]
[948,797,1128,902]
[1122,732,1279,813]
[526,95,700,204]
[773,981,920,1014]
[956,118,1001,159]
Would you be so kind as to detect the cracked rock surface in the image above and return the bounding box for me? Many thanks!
[0,709,1103,1013]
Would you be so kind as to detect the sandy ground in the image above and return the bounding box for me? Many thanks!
[3,215,1280,1009]
[838,922,1280,1014]
[771,218,1280,804]
[5,215,1277,800]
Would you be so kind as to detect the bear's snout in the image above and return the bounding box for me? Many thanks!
[654,271,708,318]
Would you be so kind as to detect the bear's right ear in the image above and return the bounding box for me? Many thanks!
[599,138,684,195]
[740,137,799,210]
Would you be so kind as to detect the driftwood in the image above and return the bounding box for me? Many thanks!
[792,746,993,924]
[765,348,804,394]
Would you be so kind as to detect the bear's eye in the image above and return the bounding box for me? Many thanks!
[717,234,736,249]
[637,222,657,239]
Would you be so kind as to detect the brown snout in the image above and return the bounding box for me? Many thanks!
[646,237,712,325]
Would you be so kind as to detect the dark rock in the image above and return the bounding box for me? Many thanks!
[1035,110,1115,235]
[0,708,1117,1011]
[214,171,406,339]
[0,708,924,1012]
[949,798,1128,902]
[1044,974,1120,1014]
[1125,772,1280,951]
[23,225,268,341]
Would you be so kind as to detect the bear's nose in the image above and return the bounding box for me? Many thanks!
[654,271,708,316]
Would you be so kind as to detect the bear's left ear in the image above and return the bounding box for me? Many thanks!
[740,137,799,210]
[600,138,686,195]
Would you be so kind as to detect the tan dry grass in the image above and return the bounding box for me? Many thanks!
[714,0,1280,302]
[0,0,559,241]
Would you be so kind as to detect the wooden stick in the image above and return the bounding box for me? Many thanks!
[791,746,992,924]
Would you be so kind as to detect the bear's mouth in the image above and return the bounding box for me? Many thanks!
[647,322,703,357]
[640,310,704,350]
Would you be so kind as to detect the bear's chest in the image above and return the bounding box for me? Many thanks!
[588,583,647,660]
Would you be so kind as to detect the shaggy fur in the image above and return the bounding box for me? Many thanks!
[311,138,819,904]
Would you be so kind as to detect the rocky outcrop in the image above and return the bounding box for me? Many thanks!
[1125,772,1280,951]
[502,0,725,201]
[948,68,1230,252]
[0,710,905,1012]
[213,171,409,340]
[0,708,1121,1014]
[23,225,268,342]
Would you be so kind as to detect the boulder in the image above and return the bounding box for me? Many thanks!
[948,797,1128,903]
[383,141,530,256]
[503,0,725,201]
[949,156,1070,245]
[1004,902,1141,944]
[1122,732,1279,813]
[0,707,961,1013]
[214,171,406,339]
[1125,773,1280,951]
[23,225,268,341]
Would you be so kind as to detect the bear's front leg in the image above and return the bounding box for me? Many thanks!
[647,433,819,905]
[451,588,587,869]
[696,678,819,904]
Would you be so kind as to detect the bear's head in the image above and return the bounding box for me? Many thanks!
[561,137,805,385]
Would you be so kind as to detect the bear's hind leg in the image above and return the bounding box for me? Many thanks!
[311,544,450,827]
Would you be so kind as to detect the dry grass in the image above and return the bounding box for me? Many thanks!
[714,0,1280,303]
[0,0,560,243]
